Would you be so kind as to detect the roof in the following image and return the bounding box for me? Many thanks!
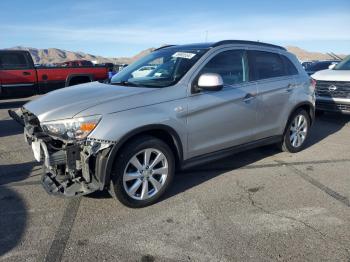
[154,43,213,51]
[154,40,286,52]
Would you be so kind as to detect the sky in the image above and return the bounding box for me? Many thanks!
[0,0,350,57]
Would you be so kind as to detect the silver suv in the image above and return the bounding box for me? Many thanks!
[20,40,315,207]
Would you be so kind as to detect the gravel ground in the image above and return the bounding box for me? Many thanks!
[1,96,350,262]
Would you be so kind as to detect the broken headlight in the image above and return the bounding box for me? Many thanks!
[41,115,101,141]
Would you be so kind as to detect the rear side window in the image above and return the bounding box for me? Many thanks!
[249,51,286,80]
[0,53,30,69]
[200,50,248,85]
[281,55,298,75]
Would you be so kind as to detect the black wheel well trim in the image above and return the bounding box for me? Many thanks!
[291,101,315,125]
[99,124,184,189]
[284,102,315,135]
[65,74,94,87]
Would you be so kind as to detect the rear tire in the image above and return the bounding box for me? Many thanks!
[280,109,310,153]
[109,135,175,208]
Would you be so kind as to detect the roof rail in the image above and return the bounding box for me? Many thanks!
[212,40,286,51]
[153,45,177,51]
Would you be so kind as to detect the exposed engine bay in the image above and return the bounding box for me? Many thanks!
[20,108,113,197]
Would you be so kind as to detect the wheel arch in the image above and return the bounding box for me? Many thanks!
[289,101,315,126]
[282,101,315,138]
[99,124,184,190]
[65,74,94,87]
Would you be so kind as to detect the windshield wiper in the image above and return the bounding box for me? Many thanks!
[111,81,140,87]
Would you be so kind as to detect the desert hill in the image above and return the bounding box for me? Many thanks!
[7,46,155,65]
[5,45,347,65]
[285,46,345,61]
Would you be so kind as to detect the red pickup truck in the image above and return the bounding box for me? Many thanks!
[0,50,109,98]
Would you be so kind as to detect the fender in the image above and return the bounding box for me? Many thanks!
[96,124,184,190]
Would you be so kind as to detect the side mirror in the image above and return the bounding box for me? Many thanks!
[328,63,337,69]
[197,73,223,91]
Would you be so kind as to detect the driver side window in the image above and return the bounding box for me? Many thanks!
[200,50,248,86]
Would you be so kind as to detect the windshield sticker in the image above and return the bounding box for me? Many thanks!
[172,52,196,59]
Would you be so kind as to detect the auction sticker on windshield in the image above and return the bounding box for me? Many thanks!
[172,52,196,59]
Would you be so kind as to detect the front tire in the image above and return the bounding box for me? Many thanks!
[109,135,175,208]
[281,109,310,153]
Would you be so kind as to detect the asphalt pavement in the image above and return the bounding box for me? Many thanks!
[1,96,350,262]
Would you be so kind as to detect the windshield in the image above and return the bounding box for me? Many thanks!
[111,48,208,88]
[334,55,350,70]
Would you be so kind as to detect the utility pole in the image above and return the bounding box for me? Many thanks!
[205,30,208,42]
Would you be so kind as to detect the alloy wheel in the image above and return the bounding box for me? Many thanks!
[289,114,308,148]
[122,148,169,200]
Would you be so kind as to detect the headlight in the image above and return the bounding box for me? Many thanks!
[41,115,101,141]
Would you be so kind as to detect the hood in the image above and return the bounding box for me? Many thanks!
[311,69,350,81]
[24,82,158,122]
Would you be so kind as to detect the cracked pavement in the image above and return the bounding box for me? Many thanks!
[1,96,350,261]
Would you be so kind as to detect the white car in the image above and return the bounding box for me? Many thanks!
[311,55,350,114]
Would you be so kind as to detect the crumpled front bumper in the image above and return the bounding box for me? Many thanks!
[21,109,114,197]
[41,139,112,197]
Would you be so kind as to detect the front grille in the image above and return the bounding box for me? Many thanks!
[315,81,350,99]
[316,101,350,112]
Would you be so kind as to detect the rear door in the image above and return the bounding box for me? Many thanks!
[186,49,259,158]
[0,51,37,97]
[248,50,296,138]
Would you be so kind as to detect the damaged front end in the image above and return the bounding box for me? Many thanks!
[22,109,113,197]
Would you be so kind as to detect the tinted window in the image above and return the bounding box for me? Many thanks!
[0,53,30,69]
[80,61,93,66]
[200,50,247,85]
[249,51,285,80]
[281,55,298,75]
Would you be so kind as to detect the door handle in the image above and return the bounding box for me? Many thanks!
[22,71,31,76]
[243,93,256,103]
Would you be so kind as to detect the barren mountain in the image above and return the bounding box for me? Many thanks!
[7,46,155,65]
[5,45,347,65]
[285,46,346,61]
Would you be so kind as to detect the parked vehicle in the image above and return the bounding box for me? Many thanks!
[18,40,315,207]
[0,50,108,97]
[302,61,316,70]
[305,60,339,75]
[312,55,350,114]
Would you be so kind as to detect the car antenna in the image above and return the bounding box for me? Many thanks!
[330,52,342,61]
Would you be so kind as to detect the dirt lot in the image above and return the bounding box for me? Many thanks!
[1,97,350,262]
